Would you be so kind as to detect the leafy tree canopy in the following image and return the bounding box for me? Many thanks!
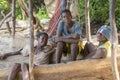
[78,0,120,31]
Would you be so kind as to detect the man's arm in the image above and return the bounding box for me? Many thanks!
[55,36,80,43]
[56,30,80,43]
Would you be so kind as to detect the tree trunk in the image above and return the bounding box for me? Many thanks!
[77,0,81,23]
[28,0,34,80]
[0,11,12,28]
[109,0,120,80]
[85,0,91,42]
[6,22,12,34]
[18,0,29,18]
[12,0,16,38]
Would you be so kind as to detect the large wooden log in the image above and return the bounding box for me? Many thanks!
[0,57,120,80]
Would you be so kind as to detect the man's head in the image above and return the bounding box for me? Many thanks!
[97,25,111,42]
[61,9,72,24]
[36,32,48,47]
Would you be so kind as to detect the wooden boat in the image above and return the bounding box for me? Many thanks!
[0,56,120,80]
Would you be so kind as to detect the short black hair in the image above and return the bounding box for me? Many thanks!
[61,9,72,17]
[36,32,48,39]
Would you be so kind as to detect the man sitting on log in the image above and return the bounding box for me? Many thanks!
[0,32,55,64]
[81,25,111,59]
[2,32,55,80]
[55,9,83,63]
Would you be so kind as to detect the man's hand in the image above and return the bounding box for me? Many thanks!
[69,34,80,39]
[55,37,62,43]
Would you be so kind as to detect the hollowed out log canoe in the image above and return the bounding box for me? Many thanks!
[0,57,120,80]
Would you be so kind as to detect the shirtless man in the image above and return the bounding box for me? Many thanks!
[55,9,82,63]
[0,32,55,80]
[81,25,111,59]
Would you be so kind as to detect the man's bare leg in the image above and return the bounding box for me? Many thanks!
[71,43,78,61]
[8,63,21,80]
[56,42,64,63]
[80,42,91,57]
[21,63,30,80]
[81,42,96,59]
[84,50,96,59]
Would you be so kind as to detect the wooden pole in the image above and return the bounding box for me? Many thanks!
[85,0,91,42]
[66,0,71,9]
[28,0,34,80]
[109,0,120,80]
[12,0,16,38]
[1,10,12,34]
[77,0,80,23]
[6,22,12,34]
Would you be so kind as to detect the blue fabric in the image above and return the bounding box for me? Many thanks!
[57,20,82,37]
[97,25,111,40]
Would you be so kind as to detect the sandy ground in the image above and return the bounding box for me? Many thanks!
[0,27,120,70]
[0,28,30,69]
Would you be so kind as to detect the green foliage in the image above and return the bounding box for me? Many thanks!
[78,0,120,31]
[0,0,8,9]
[0,0,22,19]
[116,0,120,31]
[16,7,22,20]
[16,0,22,20]
[90,0,109,23]
[0,0,10,19]
[36,5,49,19]
[116,18,120,31]
[0,0,48,20]
[32,0,45,13]
[78,0,85,25]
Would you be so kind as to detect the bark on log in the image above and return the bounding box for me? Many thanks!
[0,57,120,80]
